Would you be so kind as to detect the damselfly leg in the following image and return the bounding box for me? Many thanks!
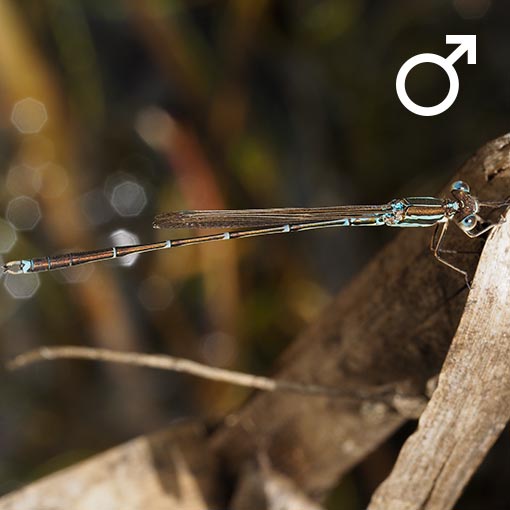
[430,222,470,287]
[430,207,505,287]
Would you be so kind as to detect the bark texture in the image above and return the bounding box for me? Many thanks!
[0,423,222,509]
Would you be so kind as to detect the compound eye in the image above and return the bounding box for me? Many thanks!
[451,180,470,193]
[459,214,477,231]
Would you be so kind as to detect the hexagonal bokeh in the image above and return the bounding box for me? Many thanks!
[6,196,42,231]
[11,98,48,134]
[4,273,40,299]
[0,219,17,253]
[110,180,147,217]
[6,165,42,196]
[109,229,140,267]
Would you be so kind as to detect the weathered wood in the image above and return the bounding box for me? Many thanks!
[2,135,510,509]
[230,454,327,510]
[0,423,221,510]
[367,210,510,509]
[211,134,510,498]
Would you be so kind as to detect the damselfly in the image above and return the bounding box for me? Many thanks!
[3,181,507,282]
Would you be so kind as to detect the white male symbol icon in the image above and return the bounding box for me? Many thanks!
[396,35,476,117]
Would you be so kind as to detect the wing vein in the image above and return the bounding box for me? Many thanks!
[153,204,389,230]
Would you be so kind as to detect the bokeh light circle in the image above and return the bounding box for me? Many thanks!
[110,180,147,217]
[0,219,17,253]
[109,229,140,267]
[11,98,48,134]
[6,165,42,196]
[6,197,42,231]
[4,273,40,299]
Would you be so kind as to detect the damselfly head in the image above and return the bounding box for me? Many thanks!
[450,181,480,233]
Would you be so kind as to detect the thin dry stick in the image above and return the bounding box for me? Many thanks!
[6,346,426,417]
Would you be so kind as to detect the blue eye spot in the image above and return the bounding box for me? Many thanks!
[460,214,477,231]
[451,181,470,193]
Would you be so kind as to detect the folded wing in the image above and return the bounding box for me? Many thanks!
[153,205,388,230]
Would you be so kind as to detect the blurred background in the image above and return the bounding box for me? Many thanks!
[1,1,510,508]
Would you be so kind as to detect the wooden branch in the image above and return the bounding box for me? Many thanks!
[2,134,510,509]
[367,211,510,509]
[230,454,327,510]
[7,346,428,416]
